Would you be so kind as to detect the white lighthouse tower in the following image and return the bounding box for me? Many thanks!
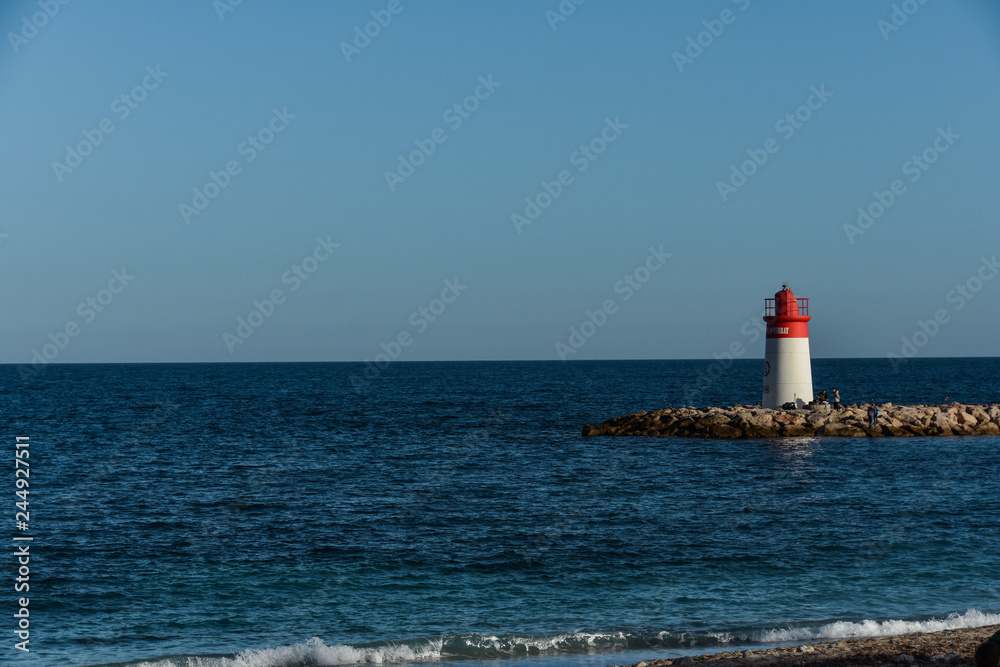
[761,284,812,409]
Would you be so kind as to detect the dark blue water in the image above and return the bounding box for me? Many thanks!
[3,359,1000,667]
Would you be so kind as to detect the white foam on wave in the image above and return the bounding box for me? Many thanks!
[124,611,1000,667]
[128,630,652,667]
[758,608,1000,644]
[453,630,632,655]
[132,635,445,667]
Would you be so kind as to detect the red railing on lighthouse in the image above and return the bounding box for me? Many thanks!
[763,297,809,318]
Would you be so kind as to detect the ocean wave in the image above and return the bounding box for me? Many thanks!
[757,608,1000,643]
[126,631,703,667]
[125,609,1000,667]
[131,636,445,667]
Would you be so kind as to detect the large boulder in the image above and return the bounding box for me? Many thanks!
[927,412,954,436]
[969,406,990,423]
[744,425,778,438]
[975,421,1000,435]
[817,422,869,437]
[956,411,978,427]
[746,412,776,429]
[709,424,743,439]
[699,411,734,426]
[782,423,816,437]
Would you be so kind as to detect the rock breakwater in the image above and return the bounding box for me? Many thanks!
[614,624,1000,667]
[582,403,1000,439]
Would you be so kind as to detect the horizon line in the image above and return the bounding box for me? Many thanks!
[3,355,998,366]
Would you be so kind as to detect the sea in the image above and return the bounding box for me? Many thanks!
[3,357,1000,667]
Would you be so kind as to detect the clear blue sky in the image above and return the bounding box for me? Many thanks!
[3,0,999,363]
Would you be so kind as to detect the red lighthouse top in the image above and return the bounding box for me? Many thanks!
[764,285,810,322]
[763,284,810,338]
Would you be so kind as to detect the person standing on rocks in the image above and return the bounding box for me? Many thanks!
[831,388,841,409]
[975,629,1000,667]
[868,402,879,429]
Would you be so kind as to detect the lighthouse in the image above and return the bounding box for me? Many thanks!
[761,284,812,409]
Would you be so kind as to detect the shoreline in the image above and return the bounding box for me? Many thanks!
[583,403,1000,439]
[613,625,1000,667]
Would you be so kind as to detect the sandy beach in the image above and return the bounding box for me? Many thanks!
[615,626,999,667]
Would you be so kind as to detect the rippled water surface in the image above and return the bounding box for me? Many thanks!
[3,358,999,667]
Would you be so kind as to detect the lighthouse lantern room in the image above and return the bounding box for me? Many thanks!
[761,284,813,409]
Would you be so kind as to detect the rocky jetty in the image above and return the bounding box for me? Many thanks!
[614,624,999,667]
[582,403,1000,439]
